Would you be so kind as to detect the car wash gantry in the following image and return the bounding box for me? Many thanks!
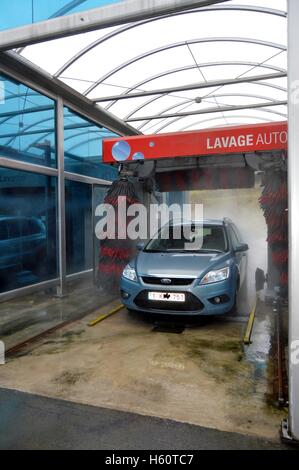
[101,120,294,442]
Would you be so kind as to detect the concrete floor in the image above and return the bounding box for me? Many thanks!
[0,279,114,349]
[0,388,290,450]
[0,298,287,441]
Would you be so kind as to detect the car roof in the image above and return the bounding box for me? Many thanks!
[171,218,227,226]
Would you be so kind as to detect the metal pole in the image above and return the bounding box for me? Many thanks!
[287,0,299,442]
[92,72,287,102]
[0,0,229,50]
[56,98,67,297]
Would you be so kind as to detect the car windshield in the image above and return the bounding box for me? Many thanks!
[145,224,227,253]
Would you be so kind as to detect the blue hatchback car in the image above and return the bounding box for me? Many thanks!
[120,219,248,316]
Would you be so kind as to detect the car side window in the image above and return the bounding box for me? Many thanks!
[228,225,239,250]
[0,222,8,241]
[231,224,243,243]
[22,220,41,236]
[7,220,21,239]
[31,220,42,235]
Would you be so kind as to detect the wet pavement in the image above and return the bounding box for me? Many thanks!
[0,279,115,350]
[244,302,274,392]
[0,298,287,441]
[0,388,291,450]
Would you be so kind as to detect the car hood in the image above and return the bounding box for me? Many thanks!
[135,251,231,279]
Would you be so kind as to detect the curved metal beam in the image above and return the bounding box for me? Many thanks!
[142,114,277,134]
[126,100,287,123]
[0,105,54,120]
[204,92,285,103]
[0,111,73,133]
[101,72,285,106]
[53,4,286,78]
[5,117,55,146]
[3,91,40,102]
[24,131,56,152]
[135,92,287,131]
[0,105,54,130]
[138,102,195,133]
[178,114,278,131]
[105,60,286,113]
[130,79,288,124]
[123,70,287,120]
[4,119,108,146]
[151,106,288,134]
[67,136,103,153]
[49,0,88,19]
[93,72,287,104]
[2,114,111,148]
[84,37,286,97]
[142,114,278,134]
[26,127,112,153]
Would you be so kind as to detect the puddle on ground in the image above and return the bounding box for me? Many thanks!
[244,311,272,381]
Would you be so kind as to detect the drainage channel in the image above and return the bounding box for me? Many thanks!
[5,301,120,358]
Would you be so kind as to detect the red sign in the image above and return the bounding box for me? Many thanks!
[103,121,288,164]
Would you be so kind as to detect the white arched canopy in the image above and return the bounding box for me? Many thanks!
[19,0,287,134]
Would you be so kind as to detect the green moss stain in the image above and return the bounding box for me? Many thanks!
[54,370,88,386]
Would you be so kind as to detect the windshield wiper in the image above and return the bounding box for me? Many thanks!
[166,249,224,254]
[144,249,167,253]
[145,248,224,254]
[196,249,224,253]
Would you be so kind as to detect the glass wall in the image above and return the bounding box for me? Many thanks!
[93,185,107,284]
[64,107,118,181]
[0,73,56,167]
[0,69,119,299]
[0,167,58,293]
[65,180,92,275]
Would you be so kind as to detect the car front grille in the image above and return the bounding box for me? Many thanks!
[134,290,204,312]
[141,276,194,286]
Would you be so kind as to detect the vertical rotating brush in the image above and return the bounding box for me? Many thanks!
[97,178,140,294]
[259,170,288,296]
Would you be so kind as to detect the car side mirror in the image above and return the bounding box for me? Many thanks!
[136,242,145,251]
[235,243,249,253]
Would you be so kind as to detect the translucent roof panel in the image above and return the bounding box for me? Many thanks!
[19,0,287,134]
[64,107,118,180]
[0,0,124,32]
[0,72,57,167]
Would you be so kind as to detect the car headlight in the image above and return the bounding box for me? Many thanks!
[201,266,230,284]
[122,264,137,282]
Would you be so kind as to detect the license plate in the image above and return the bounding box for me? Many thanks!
[148,292,185,302]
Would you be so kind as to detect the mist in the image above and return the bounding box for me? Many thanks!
[189,185,267,314]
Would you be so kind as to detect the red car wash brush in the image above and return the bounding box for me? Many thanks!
[259,170,288,294]
[97,177,140,294]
